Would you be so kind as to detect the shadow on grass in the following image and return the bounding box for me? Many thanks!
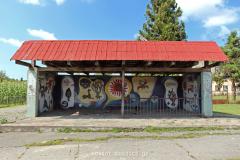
[213,111,240,119]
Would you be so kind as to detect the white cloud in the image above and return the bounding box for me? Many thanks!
[19,0,94,6]
[176,0,240,28]
[27,28,57,40]
[55,0,65,5]
[216,25,231,41]
[176,0,224,20]
[133,33,139,39]
[0,38,23,47]
[80,0,95,4]
[203,9,239,27]
[218,26,230,37]
[18,0,41,5]
[18,0,66,6]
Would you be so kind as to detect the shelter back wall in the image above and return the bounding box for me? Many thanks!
[38,74,201,114]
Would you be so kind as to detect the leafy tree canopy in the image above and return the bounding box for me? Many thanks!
[0,70,9,82]
[221,31,240,101]
[222,31,240,81]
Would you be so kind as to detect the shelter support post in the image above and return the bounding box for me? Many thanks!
[121,70,125,117]
[201,71,213,117]
[26,68,39,117]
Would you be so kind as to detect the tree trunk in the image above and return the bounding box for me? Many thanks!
[232,79,237,103]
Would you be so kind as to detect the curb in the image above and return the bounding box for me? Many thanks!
[0,126,144,133]
[1,125,240,133]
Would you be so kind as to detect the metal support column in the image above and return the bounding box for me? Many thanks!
[121,69,125,117]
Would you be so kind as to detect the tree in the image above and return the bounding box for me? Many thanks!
[138,0,187,41]
[222,31,240,102]
[0,70,8,82]
[213,66,225,92]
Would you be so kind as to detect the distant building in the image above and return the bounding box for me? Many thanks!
[212,67,239,95]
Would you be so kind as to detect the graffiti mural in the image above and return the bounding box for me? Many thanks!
[182,75,200,112]
[132,77,157,101]
[61,76,75,109]
[49,75,201,112]
[79,78,106,107]
[105,77,132,101]
[38,75,55,113]
[164,78,178,109]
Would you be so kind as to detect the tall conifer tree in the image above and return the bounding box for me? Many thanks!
[138,0,187,41]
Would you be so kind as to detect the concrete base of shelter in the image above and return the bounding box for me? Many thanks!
[1,110,240,133]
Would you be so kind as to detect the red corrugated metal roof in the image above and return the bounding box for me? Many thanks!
[11,40,228,62]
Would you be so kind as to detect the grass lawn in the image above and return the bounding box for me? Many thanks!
[213,104,240,116]
[0,104,25,109]
[213,95,240,100]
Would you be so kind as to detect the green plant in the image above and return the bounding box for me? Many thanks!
[25,132,239,148]
[0,118,8,124]
[0,79,27,106]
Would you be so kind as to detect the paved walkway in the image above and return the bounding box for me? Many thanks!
[0,105,26,123]
[1,107,240,131]
[0,132,240,160]
[2,112,240,129]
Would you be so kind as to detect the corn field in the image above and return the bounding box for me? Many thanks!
[0,80,27,106]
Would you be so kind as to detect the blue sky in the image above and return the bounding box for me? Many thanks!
[0,0,240,79]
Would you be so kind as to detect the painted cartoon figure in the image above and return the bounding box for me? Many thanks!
[61,76,75,109]
[164,78,178,109]
[79,78,106,108]
[137,79,149,90]
[182,75,200,112]
[38,79,47,113]
[132,77,156,102]
[91,79,104,99]
[38,76,55,113]
[82,89,94,99]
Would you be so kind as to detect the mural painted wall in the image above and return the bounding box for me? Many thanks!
[182,74,200,113]
[132,77,156,101]
[61,76,75,109]
[164,78,178,109]
[38,74,55,113]
[79,77,106,108]
[39,75,201,113]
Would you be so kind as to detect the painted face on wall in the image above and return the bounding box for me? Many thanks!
[80,78,91,89]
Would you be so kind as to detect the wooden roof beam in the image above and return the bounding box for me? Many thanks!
[15,60,32,68]
[145,61,152,67]
[38,66,210,73]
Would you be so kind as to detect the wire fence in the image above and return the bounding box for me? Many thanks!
[124,97,201,117]
[212,91,240,104]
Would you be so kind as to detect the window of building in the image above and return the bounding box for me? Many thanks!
[223,85,228,92]
[215,85,221,91]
